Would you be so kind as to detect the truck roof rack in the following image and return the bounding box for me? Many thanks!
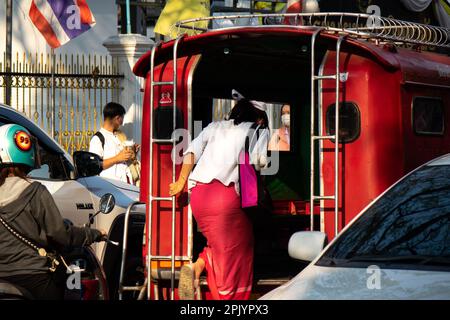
[172,12,450,49]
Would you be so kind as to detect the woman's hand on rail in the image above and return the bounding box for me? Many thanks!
[169,180,185,196]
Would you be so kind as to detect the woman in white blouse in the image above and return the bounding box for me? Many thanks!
[169,98,269,300]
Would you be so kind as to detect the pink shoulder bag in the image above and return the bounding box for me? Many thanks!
[239,125,265,209]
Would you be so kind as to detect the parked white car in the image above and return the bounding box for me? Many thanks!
[0,104,145,298]
[261,154,450,300]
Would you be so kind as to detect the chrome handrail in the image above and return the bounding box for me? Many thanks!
[118,201,146,300]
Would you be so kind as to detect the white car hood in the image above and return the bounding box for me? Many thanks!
[260,264,450,300]
[101,177,140,194]
[81,176,140,208]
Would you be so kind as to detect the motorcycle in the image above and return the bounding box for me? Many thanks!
[0,193,119,300]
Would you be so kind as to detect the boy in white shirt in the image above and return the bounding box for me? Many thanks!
[89,102,133,183]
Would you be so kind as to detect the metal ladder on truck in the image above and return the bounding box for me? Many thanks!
[146,36,193,300]
[310,29,347,237]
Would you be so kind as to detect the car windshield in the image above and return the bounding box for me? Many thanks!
[316,164,450,269]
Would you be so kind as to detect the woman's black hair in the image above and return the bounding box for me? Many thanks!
[229,99,268,128]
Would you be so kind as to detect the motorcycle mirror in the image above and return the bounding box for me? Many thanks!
[99,193,115,214]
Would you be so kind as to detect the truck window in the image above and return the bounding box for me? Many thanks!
[209,98,307,200]
[326,102,360,143]
[153,106,184,141]
[212,99,293,152]
[212,98,232,121]
[413,97,444,135]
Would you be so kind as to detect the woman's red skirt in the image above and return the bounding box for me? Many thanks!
[190,179,253,300]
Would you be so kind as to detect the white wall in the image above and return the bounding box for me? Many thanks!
[0,0,118,56]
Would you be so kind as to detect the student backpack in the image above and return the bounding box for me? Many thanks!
[94,131,105,151]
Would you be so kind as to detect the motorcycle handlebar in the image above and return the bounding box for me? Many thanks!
[100,236,119,246]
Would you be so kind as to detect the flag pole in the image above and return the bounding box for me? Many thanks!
[5,0,12,106]
[51,47,56,139]
[126,0,131,33]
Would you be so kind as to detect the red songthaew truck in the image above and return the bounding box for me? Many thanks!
[120,13,450,300]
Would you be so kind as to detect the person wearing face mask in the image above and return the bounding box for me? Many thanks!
[269,104,290,151]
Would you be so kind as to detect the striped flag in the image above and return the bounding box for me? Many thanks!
[29,0,96,49]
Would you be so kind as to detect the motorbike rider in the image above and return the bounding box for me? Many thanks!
[0,124,106,300]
